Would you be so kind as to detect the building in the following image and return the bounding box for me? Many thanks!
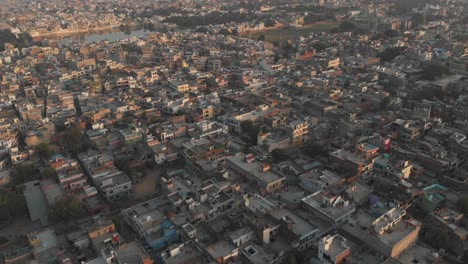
[370,208,421,258]
[122,198,179,250]
[449,133,468,157]
[329,149,374,177]
[241,244,283,264]
[301,191,355,224]
[270,207,319,250]
[343,208,422,259]
[205,240,239,264]
[419,184,449,213]
[159,242,207,264]
[318,234,350,264]
[244,194,319,250]
[79,152,132,201]
[373,154,413,180]
[226,154,285,193]
[299,169,343,193]
[289,119,309,145]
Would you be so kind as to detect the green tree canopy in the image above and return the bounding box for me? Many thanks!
[421,225,449,250]
[35,142,59,159]
[241,121,261,146]
[61,126,88,154]
[0,188,27,224]
[456,197,468,214]
[50,195,86,222]
[421,62,451,81]
[41,167,57,180]
[339,21,357,32]
[271,149,289,162]
[13,164,36,185]
[0,29,32,52]
[301,142,327,158]
[379,47,406,62]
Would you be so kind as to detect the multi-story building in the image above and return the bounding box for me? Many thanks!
[301,191,355,225]
[318,235,350,264]
[227,154,285,193]
[289,119,309,145]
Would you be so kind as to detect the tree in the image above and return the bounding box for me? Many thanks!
[50,196,86,222]
[257,34,265,41]
[41,167,57,180]
[241,121,260,146]
[61,126,88,154]
[14,164,36,185]
[0,188,27,224]
[421,225,449,250]
[273,54,280,63]
[264,19,275,27]
[456,197,468,214]
[379,47,406,62]
[330,27,340,34]
[414,86,445,100]
[339,21,357,32]
[143,91,154,98]
[35,142,59,159]
[287,250,306,264]
[271,149,289,162]
[301,142,326,158]
[288,254,298,264]
[313,43,328,52]
[379,96,394,111]
[219,28,231,36]
[114,156,131,174]
[0,29,32,52]
[354,27,368,35]
[421,62,451,81]
[383,29,399,38]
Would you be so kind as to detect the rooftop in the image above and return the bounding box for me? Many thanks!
[377,218,421,246]
[205,240,237,260]
[269,208,318,238]
[115,241,151,263]
[227,154,285,185]
[302,192,355,222]
[330,149,366,165]
[320,234,350,261]
[23,180,49,226]
[161,243,205,264]
[242,244,279,264]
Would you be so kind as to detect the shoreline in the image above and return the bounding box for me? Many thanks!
[29,25,142,38]
[239,21,338,36]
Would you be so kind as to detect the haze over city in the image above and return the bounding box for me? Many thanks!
[0,1,467,264]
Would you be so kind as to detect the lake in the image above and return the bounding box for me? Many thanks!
[43,28,151,43]
[245,22,338,44]
[85,29,148,43]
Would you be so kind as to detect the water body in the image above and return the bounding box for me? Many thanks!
[84,29,148,43]
[43,28,151,43]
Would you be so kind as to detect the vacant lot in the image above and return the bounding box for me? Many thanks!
[133,168,161,201]
[246,22,338,44]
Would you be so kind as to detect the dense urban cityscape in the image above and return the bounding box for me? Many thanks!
[0,0,467,263]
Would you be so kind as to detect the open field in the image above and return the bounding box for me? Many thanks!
[244,22,339,44]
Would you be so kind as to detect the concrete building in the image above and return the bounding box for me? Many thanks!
[299,169,343,193]
[301,191,355,225]
[122,198,179,250]
[318,234,350,264]
[226,154,285,193]
[289,119,309,145]
[244,194,319,250]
